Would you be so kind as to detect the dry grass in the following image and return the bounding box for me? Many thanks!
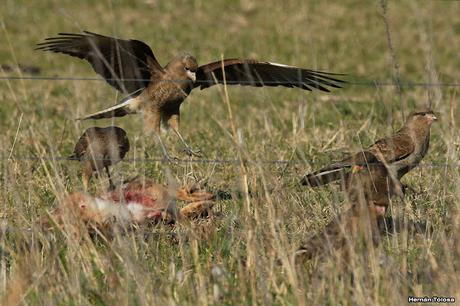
[0,0,459,304]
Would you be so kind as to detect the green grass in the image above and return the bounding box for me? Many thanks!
[1,0,459,305]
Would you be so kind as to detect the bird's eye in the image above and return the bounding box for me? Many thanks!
[184,67,190,71]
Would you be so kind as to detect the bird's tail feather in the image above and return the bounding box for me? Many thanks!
[301,151,380,187]
[76,94,140,120]
[300,167,348,186]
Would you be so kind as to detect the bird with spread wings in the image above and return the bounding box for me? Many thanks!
[36,31,346,160]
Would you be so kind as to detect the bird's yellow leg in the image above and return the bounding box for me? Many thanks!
[167,113,202,157]
[144,110,177,162]
[105,166,115,190]
[156,134,178,163]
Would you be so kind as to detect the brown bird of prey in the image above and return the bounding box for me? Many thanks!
[36,31,346,159]
[300,110,437,186]
[296,162,403,261]
[344,162,404,217]
[69,126,130,189]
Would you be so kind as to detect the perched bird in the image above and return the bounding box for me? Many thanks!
[36,31,346,159]
[69,126,130,189]
[301,110,437,186]
[296,163,403,261]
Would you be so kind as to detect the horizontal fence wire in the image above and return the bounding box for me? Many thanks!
[0,75,460,87]
[1,155,458,168]
[0,74,457,168]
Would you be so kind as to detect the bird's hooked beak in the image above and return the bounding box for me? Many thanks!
[186,70,196,82]
[428,113,438,122]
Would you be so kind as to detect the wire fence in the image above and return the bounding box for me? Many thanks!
[1,155,458,169]
[0,75,460,88]
[0,74,457,168]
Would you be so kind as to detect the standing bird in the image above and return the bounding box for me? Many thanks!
[36,31,346,159]
[69,126,130,189]
[296,163,403,261]
[300,110,437,186]
[344,162,404,217]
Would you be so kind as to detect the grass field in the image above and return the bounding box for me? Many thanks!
[1,0,459,304]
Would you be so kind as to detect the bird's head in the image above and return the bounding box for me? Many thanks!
[405,109,438,128]
[166,54,198,83]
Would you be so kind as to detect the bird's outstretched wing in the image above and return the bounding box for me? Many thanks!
[36,31,164,94]
[195,59,346,92]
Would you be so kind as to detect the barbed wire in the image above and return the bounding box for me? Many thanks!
[0,75,460,87]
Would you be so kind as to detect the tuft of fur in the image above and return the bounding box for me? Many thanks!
[48,176,216,232]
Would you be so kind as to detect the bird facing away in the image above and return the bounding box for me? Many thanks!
[36,31,346,159]
[300,110,437,186]
[69,126,130,189]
